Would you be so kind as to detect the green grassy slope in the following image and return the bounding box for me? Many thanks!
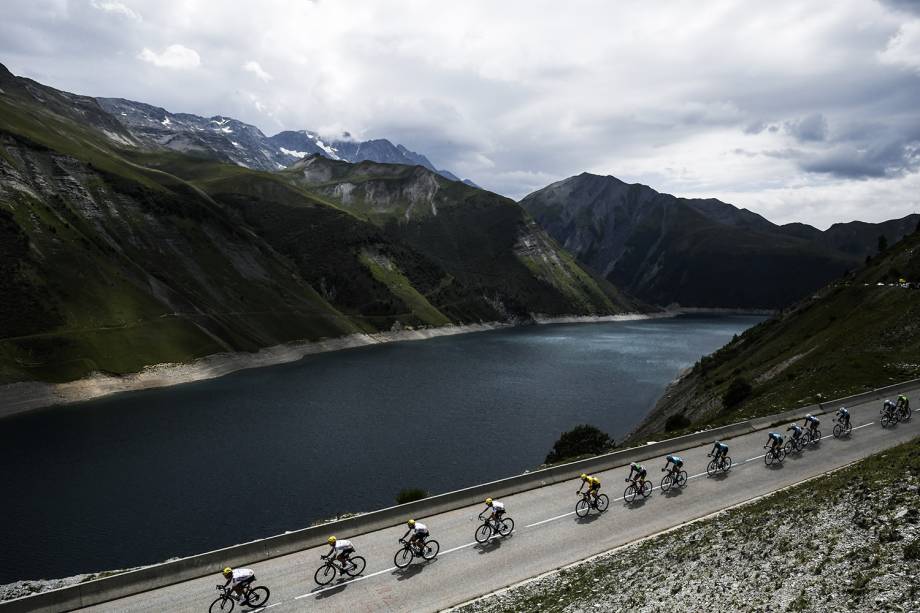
[0,68,639,384]
[632,226,920,437]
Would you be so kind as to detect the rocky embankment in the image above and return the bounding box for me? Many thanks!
[457,437,920,613]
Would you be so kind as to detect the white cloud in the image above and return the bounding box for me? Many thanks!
[137,44,200,69]
[90,0,141,21]
[242,60,272,82]
[879,20,920,71]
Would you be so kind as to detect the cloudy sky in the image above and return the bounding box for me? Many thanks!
[2,0,920,228]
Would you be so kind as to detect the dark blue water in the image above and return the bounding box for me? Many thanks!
[0,315,762,582]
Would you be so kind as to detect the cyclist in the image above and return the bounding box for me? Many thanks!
[661,454,683,476]
[708,441,729,461]
[764,432,784,453]
[221,566,255,602]
[626,462,647,486]
[896,394,910,417]
[402,519,429,552]
[323,536,355,571]
[480,497,506,525]
[883,399,897,416]
[786,423,804,446]
[835,407,850,427]
[577,473,601,501]
[803,414,820,438]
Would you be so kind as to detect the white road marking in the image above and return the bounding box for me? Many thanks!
[526,511,575,528]
[295,566,396,599]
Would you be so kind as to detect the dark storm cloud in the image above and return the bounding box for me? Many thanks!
[785,114,829,142]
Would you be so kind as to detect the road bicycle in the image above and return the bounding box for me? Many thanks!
[764,444,786,466]
[623,478,653,503]
[574,491,610,517]
[784,434,805,455]
[314,553,367,586]
[209,582,270,613]
[475,513,515,542]
[706,453,732,476]
[881,407,900,428]
[660,467,688,492]
[833,418,852,438]
[804,427,821,446]
[394,537,440,568]
[896,403,912,422]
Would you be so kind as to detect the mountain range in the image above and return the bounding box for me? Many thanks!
[521,173,919,309]
[93,96,476,185]
[0,62,634,384]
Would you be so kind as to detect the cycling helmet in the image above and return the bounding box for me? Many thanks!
[222,567,232,577]
[407,519,416,527]
[328,536,336,545]
[485,498,493,506]
[580,473,588,481]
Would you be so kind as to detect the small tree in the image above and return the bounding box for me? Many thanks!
[665,413,692,432]
[722,377,753,408]
[878,234,888,254]
[396,487,428,505]
[544,424,614,464]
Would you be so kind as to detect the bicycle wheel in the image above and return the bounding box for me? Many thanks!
[576,497,591,517]
[394,546,413,568]
[677,471,688,487]
[844,423,852,436]
[722,456,732,472]
[881,413,893,428]
[764,450,774,466]
[660,474,673,492]
[422,539,439,560]
[812,430,821,443]
[246,586,270,607]
[595,494,609,512]
[314,564,336,586]
[346,556,366,577]
[784,441,795,455]
[905,406,912,420]
[209,597,234,613]
[498,517,515,536]
[624,484,637,504]
[833,424,842,438]
[706,459,718,477]
[778,448,787,462]
[475,523,493,543]
[641,480,653,497]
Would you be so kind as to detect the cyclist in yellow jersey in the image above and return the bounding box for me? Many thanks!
[577,473,601,500]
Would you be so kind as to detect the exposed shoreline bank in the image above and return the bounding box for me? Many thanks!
[1,310,721,419]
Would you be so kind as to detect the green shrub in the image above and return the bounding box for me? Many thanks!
[395,487,428,505]
[665,413,692,432]
[545,424,614,464]
[723,378,753,408]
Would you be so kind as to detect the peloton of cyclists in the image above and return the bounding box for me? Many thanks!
[577,473,602,501]
[323,536,356,572]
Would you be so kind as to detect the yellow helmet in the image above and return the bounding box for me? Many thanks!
[407,519,416,527]
[580,473,588,481]
[327,536,336,545]
[222,567,232,577]
[485,497,493,506]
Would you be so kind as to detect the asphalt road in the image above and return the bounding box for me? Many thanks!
[79,396,917,613]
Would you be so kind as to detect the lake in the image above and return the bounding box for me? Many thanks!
[0,314,764,583]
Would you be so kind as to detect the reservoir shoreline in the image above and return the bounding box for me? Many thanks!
[0,312,667,419]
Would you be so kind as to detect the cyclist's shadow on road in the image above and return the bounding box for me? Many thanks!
[707,472,730,482]
[393,558,438,581]
[313,581,349,600]
[475,536,511,554]
[661,486,685,499]
[622,497,648,509]
[574,512,602,525]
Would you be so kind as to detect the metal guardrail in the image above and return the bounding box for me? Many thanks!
[3,378,918,612]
